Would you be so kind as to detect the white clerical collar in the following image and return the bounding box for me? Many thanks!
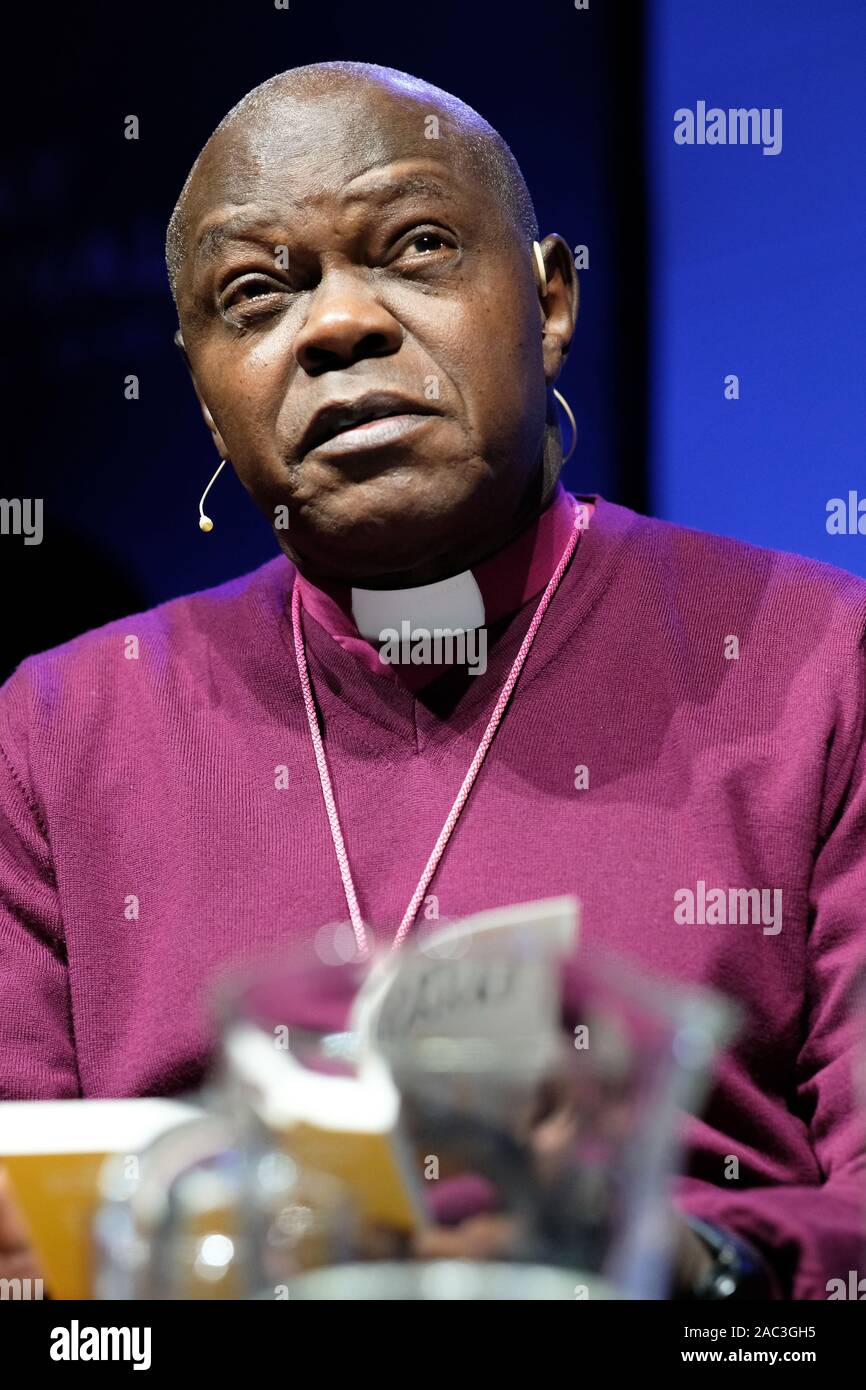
[350,569,486,642]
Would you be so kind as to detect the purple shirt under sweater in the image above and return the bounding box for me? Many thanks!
[2,491,866,1298]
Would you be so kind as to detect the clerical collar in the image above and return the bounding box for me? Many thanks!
[351,568,485,641]
[294,483,591,689]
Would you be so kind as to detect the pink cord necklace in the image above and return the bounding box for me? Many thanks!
[291,497,586,956]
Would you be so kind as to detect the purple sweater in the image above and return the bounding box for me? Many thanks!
[2,494,866,1298]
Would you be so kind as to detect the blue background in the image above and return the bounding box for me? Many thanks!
[646,0,866,568]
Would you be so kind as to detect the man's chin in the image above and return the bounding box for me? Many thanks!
[280,480,484,586]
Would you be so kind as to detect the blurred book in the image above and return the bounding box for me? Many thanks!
[222,1021,424,1234]
[222,897,580,1239]
[0,898,581,1297]
[0,1098,202,1298]
[353,895,580,1051]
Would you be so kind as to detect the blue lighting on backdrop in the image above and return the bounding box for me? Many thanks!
[646,0,866,573]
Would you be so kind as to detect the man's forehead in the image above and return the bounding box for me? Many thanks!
[193,156,469,227]
[192,84,471,211]
[189,169,478,279]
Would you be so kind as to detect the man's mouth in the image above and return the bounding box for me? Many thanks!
[300,391,442,458]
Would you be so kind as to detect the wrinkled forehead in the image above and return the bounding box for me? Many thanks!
[187,85,482,228]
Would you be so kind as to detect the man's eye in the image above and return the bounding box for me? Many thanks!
[221,277,285,309]
[407,232,446,254]
[391,229,455,263]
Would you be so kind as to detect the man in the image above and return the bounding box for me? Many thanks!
[1,62,865,1299]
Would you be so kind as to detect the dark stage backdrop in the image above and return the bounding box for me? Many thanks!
[1,0,648,682]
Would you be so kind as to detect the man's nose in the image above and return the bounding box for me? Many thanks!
[294,271,403,375]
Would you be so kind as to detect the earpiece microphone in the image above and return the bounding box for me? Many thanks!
[198,459,227,532]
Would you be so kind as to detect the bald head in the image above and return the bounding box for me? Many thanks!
[165,61,537,303]
[165,58,577,587]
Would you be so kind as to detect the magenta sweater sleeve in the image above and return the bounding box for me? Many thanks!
[674,617,866,1300]
[0,661,80,1099]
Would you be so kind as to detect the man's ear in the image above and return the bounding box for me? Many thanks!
[534,234,579,384]
[173,329,230,460]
